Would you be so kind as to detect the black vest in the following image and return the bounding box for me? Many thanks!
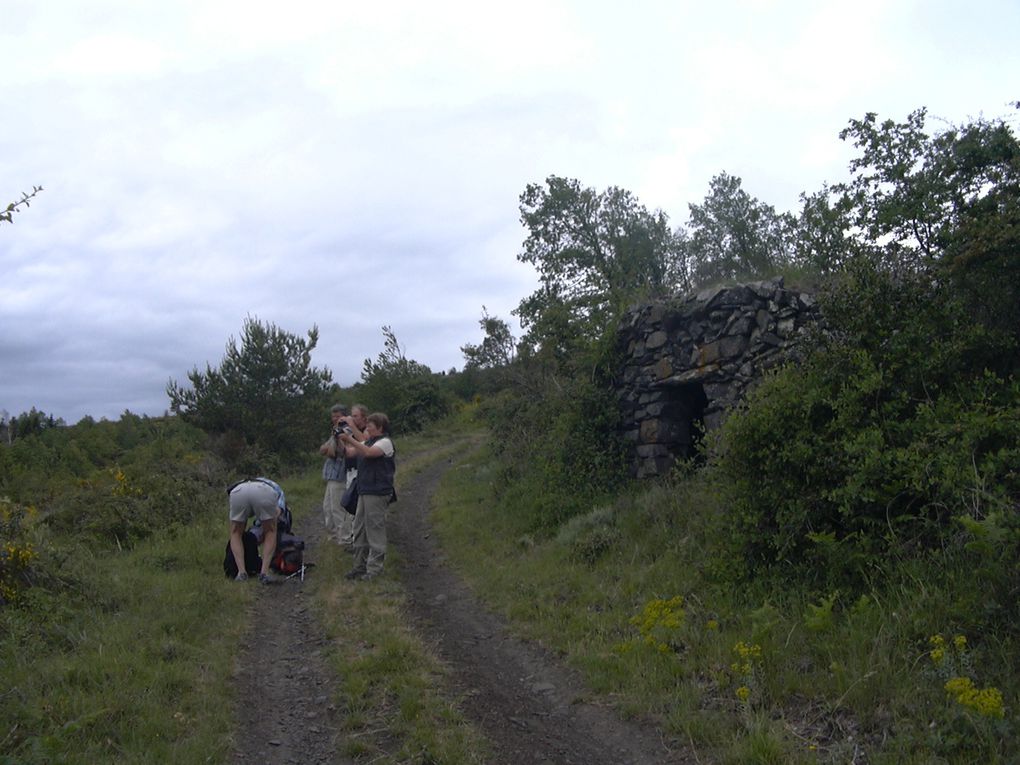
[357,437,396,495]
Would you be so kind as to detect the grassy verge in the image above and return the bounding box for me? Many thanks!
[430,441,1019,764]
[1,507,246,764]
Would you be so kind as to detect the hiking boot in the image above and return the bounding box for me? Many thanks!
[344,569,366,581]
[234,572,248,582]
[258,572,277,585]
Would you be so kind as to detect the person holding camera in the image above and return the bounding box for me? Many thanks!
[339,412,395,581]
[319,403,351,546]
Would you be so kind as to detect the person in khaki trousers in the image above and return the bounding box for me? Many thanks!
[339,412,395,581]
[319,404,350,545]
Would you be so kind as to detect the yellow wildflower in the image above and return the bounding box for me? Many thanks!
[945,676,1006,719]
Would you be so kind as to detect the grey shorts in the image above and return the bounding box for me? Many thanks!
[228,480,280,524]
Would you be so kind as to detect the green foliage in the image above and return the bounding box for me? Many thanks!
[0,515,245,764]
[480,326,629,533]
[713,262,1019,589]
[4,407,66,441]
[1,414,227,548]
[817,106,1020,356]
[434,433,1020,763]
[515,175,687,353]
[556,506,618,567]
[803,591,839,633]
[0,409,256,762]
[1,185,43,225]
[357,326,452,433]
[681,172,797,285]
[166,315,332,463]
[460,306,516,371]
[0,498,39,604]
[708,107,1020,589]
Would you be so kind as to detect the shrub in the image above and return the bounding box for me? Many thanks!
[713,258,1020,585]
[0,498,39,604]
[482,367,627,532]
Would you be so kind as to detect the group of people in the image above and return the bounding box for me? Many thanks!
[225,404,397,584]
[319,403,396,581]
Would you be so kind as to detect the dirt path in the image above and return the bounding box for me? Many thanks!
[231,515,348,765]
[232,449,691,764]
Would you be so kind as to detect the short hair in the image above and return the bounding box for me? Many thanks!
[351,403,368,416]
[330,403,348,414]
[367,412,390,434]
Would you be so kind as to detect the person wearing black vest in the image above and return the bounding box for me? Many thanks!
[338,412,396,581]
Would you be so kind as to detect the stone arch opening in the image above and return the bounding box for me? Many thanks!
[664,379,708,462]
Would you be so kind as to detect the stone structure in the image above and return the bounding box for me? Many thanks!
[617,277,819,478]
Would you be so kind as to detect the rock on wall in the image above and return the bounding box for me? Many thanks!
[617,276,819,478]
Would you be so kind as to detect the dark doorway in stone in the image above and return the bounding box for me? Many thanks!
[667,380,708,463]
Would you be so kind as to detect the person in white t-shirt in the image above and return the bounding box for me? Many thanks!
[338,412,395,581]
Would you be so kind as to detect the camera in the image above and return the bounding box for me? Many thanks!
[332,425,353,438]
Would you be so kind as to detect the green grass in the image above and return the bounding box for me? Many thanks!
[1,510,245,764]
[429,440,1020,764]
[305,417,492,764]
[0,408,494,765]
[4,404,1015,763]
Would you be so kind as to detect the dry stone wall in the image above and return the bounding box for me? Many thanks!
[617,276,819,478]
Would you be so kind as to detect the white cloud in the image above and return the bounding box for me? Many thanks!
[1,0,1018,422]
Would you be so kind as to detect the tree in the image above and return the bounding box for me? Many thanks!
[5,408,65,441]
[166,316,332,461]
[515,176,686,353]
[358,326,450,433]
[713,106,1020,580]
[792,184,858,275]
[1,186,43,225]
[682,172,797,285]
[834,107,1020,347]
[460,307,516,370]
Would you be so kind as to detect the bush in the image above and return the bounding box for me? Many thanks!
[713,259,1020,587]
[356,327,453,434]
[2,415,230,552]
[481,349,629,533]
[0,498,40,604]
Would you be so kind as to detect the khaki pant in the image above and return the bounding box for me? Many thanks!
[323,480,353,544]
[351,493,389,575]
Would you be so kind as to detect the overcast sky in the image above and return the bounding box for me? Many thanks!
[2,0,1017,424]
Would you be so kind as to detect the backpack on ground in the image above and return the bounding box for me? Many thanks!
[223,530,262,578]
[271,531,306,576]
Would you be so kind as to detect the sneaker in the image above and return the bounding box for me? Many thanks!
[234,572,248,582]
[361,572,379,582]
[258,572,277,585]
[344,569,366,581]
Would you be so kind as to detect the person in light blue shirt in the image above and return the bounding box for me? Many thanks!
[319,404,349,544]
[228,477,285,584]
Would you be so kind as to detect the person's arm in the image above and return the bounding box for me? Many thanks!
[340,432,385,458]
[340,416,367,442]
[320,435,337,457]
